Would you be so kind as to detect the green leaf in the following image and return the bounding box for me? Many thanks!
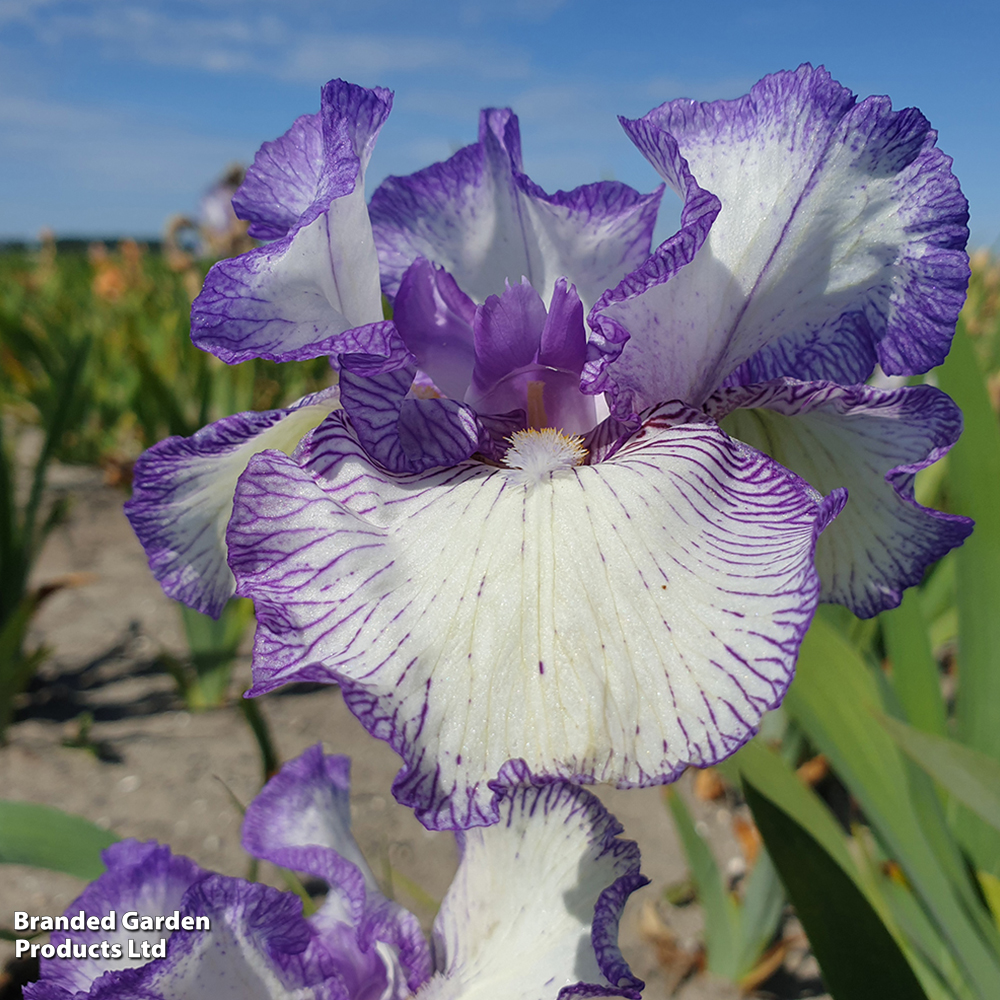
[736,848,784,975]
[786,615,1000,996]
[664,786,741,978]
[0,800,118,879]
[978,873,1000,933]
[880,714,1000,833]
[936,325,1000,874]
[881,588,948,737]
[176,598,254,710]
[743,776,929,1000]
[727,738,858,880]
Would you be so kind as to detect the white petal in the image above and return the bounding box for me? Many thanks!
[229,406,841,829]
[417,782,644,1000]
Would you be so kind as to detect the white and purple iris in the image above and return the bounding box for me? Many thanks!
[26,746,646,1000]
[125,65,973,831]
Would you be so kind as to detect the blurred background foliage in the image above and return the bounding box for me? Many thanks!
[2,238,1000,998]
[0,235,331,741]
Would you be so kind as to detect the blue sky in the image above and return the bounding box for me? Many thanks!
[2,0,999,247]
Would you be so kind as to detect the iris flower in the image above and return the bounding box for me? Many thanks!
[126,65,972,830]
[25,746,646,1000]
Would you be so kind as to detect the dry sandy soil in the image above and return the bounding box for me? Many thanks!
[0,462,828,999]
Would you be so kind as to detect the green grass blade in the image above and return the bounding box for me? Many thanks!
[936,325,1000,875]
[938,326,1000,755]
[743,777,929,1000]
[881,715,1000,833]
[0,800,118,879]
[729,738,858,878]
[736,848,784,974]
[882,588,948,737]
[664,786,742,978]
[786,616,1000,995]
[22,334,92,550]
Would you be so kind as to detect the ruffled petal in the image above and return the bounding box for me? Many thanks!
[242,745,431,995]
[582,121,720,416]
[228,404,843,830]
[33,840,209,996]
[124,390,340,617]
[88,877,327,1000]
[370,109,662,311]
[416,780,646,1000]
[591,64,968,414]
[707,378,973,617]
[192,81,393,364]
[232,113,326,241]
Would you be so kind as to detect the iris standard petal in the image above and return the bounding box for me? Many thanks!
[192,80,392,365]
[370,109,662,310]
[227,405,844,830]
[416,779,646,1000]
[707,378,974,617]
[232,113,326,241]
[590,64,968,414]
[124,390,340,617]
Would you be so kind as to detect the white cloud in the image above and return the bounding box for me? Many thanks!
[2,0,532,83]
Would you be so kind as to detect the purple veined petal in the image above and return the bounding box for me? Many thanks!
[29,840,210,998]
[241,745,432,996]
[338,364,484,474]
[124,389,341,617]
[234,81,393,242]
[190,230,392,366]
[415,780,646,1000]
[582,123,720,418]
[227,404,844,831]
[370,109,663,311]
[193,80,394,365]
[232,113,325,241]
[75,876,333,1000]
[393,258,478,400]
[591,64,969,416]
[706,378,974,617]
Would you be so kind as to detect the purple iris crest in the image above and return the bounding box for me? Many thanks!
[25,746,647,1000]
[125,64,973,831]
